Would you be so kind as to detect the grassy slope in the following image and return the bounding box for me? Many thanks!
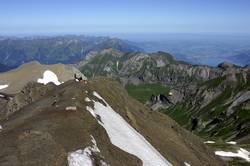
[124,74,249,165]
[125,83,170,103]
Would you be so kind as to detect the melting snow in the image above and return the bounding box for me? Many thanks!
[66,106,77,111]
[226,141,237,145]
[0,84,8,90]
[86,106,98,119]
[87,91,172,166]
[215,148,250,162]
[204,141,215,144]
[37,70,61,85]
[68,149,92,166]
[85,97,91,102]
[184,162,191,166]
[68,135,108,166]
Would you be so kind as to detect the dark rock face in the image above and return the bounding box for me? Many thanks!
[191,116,198,131]
[150,94,171,104]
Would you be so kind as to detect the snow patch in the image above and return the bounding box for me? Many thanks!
[0,84,8,90]
[184,162,191,166]
[86,106,98,119]
[85,97,91,102]
[68,135,108,166]
[226,141,237,145]
[37,70,61,85]
[215,148,250,162]
[66,106,77,111]
[93,91,103,100]
[87,91,172,166]
[0,125,2,131]
[204,141,215,144]
[68,149,92,166]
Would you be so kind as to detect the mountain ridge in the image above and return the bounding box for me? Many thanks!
[0,77,224,165]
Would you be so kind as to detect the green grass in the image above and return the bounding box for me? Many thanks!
[161,104,191,126]
[125,83,170,103]
[201,76,226,88]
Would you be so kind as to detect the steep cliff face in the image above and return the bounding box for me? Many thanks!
[163,68,250,142]
[0,77,224,166]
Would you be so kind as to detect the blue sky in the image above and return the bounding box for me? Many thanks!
[1,0,250,35]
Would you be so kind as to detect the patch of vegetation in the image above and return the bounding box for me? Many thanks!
[125,83,170,103]
[160,104,191,126]
[201,76,226,88]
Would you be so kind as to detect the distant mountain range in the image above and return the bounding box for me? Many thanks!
[0,63,11,72]
[0,35,142,69]
[1,35,249,72]
[227,50,250,66]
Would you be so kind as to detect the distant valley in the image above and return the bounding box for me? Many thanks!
[132,34,250,66]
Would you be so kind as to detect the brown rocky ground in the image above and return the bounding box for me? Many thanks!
[0,77,225,165]
[0,61,85,94]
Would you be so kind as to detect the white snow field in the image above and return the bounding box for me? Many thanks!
[0,84,8,90]
[68,135,108,166]
[85,91,172,166]
[204,141,215,144]
[226,141,237,145]
[184,161,191,166]
[66,106,77,111]
[85,97,91,102]
[37,70,61,85]
[215,148,250,162]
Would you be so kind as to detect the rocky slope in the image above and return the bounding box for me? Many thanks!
[79,49,226,87]
[0,61,85,94]
[0,77,224,166]
[78,49,250,162]
[164,66,250,141]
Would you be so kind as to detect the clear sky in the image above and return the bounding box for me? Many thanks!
[1,0,250,35]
